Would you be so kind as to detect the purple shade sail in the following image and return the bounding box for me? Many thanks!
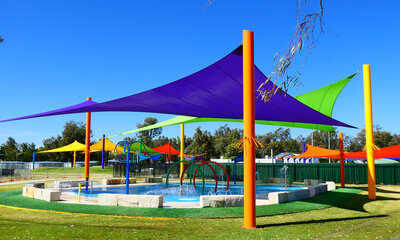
[0,100,98,123]
[0,46,355,128]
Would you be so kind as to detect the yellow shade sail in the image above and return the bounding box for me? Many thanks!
[90,137,124,152]
[37,140,86,153]
[38,138,124,154]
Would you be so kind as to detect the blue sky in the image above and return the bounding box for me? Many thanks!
[1,1,399,147]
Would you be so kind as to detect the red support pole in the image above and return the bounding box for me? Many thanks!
[339,132,345,187]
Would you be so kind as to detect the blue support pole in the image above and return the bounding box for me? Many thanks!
[101,134,105,169]
[125,142,130,195]
[138,138,142,177]
[32,152,36,169]
[302,142,306,163]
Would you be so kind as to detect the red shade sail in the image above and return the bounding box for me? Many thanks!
[152,142,181,155]
[152,142,181,164]
[345,144,400,159]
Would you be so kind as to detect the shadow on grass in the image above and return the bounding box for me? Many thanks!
[256,214,388,228]
[1,187,394,219]
[298,188,398,213]
[355,186,400,195]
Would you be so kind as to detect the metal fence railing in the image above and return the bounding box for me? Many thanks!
[0,162,31,181]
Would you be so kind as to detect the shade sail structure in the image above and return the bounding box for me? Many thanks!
[152,142,181,163]
[128,142,160,155]
[344,158,400,164]
[345,144,400,159]
[37,140,86,153]
[111,73,356,137]
[0,46,355,130]
[294,73,356,118]
[291,144,342,159]
[292,144,400,159]
[0,100,98,123]
[184,154,206,161]
[89,137,124,152]
[152,142,181,155]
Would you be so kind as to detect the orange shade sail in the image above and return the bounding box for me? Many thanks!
[292,144,342,159]
[292,144,400,159]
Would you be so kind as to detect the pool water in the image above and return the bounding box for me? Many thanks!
[65,183,305,203]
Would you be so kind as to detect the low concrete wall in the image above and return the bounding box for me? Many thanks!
[287,189,310,202]
[25,182,44,189]
[200,195,244,208]
[121,179,137,184]
[304,179,323,186]
[23,186,35,198]
[264,178,292,184]
[326,181,336,191]
[102,178,136,186]
[268,191,288,204]
[23,185,61,202]
[98,193,118,206]
[98,194,163,208]
[145,177,162,183]
[268,182,334,204]
[54,180,86,189]
[42,189,61,201]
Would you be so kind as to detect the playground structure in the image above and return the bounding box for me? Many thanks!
[0,30,381,228]
[112,139,163,194]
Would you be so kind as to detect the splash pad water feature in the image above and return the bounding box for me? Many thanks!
[63,182,305,204]
[56,159,309,208]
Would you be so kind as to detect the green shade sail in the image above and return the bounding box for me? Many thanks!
[128,142,160,155]
[110,73,356,137]
[294,73,357,117]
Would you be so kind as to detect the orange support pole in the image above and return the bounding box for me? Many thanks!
[339,132,345,187]
[363,64,376,200]
[243,30,256,229]
[84,97,92,190]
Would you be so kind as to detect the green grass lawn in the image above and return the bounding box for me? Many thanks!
[0,188,362,218]
[0,185,399,239]
[1,168,399,239]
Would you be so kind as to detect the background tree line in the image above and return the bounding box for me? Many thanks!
[1,118,399,164]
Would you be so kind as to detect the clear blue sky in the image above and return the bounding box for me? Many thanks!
[1,0,399,148]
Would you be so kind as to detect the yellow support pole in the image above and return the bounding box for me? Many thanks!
[73,151,77,168]
[243,30,256,229]
[78,183,82,203]
[180,124,185,179]
[363,64,376,200]
[84,97,92,191]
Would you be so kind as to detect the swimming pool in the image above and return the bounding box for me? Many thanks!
[64,183,305,203]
